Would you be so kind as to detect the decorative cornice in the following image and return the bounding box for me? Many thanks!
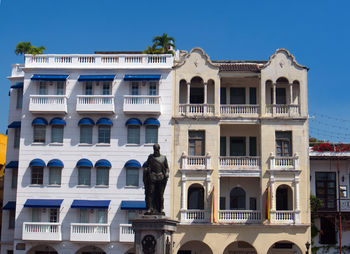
[262,48,309,71]
[174,47,219,69]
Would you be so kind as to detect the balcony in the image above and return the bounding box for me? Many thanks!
[181,153,211,170]
[22,222,61,241]
[180,209,210,224]
[266,104,300,117]
[25,54,173,69]
[29,95,67,113]
[219,156,260,170]
[76,95,114,113]
[270,210,296,224]
[218,210,261,224]
[179,104,215,117]
[269,153,299,171]
[220,105,260,117]
[123,95,161,114]
[70,223,110,242]
[119,224,134,242]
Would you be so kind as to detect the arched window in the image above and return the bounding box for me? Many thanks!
[230,187,246,210]
[125,118,142,145]
[47,159,64,186]
[29,158,46,185]
[78,118,95,144]
[188,184,204,210]
[76,159,93,186]
[144,118,160,144]
[276,185,293,210]
[97,118,113,144]
[32,117,48,143]
[124,160,141,187]
[50,118,66,144]
[95,159,111,186]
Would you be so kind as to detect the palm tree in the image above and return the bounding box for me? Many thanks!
[143,44,160,54]
[152,33,175,55]
[15,42,46,55]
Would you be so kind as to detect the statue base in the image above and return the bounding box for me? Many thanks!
[131,215,178,254]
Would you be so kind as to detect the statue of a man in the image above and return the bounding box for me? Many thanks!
[143,144,169,215]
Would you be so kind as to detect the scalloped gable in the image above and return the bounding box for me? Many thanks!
[174,47,219,70]
[262,48,308,71]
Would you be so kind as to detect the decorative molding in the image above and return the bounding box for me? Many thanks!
[262,48,308,71]
[174,47,219,70]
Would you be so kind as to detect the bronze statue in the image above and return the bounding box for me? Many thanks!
[143,144,169,215]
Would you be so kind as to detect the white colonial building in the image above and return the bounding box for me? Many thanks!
[2,52,173,254]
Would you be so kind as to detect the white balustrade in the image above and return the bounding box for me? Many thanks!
[22,222,61,241]
[123,95,161,114]
[272,211,295,224]
[179,104,215,116]
[119,224,135,242]
[70,223,110,242]
[269,153,299,170]
[218,210,261,223]
[25,54,172,68]
[219,156,260,170]
[29,95,67,113]
[181,154,211,170]
[266,105,300,116]
[220,105,260,116]
[180,209,209,223]
[76,95,115,113]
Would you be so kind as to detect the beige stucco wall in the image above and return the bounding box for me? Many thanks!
[171,48,310,254]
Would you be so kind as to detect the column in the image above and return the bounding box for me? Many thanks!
[272,83,276,104]
[294,174,300,223]
[270,174,276,223]
[204,82,208,104]
[181,172,186,210]
[289,83,293,104]
[187,82,190,104]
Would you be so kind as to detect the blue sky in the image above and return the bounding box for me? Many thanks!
[0,0,349,142]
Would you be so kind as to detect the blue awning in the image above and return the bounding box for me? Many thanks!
[143,118,160,126]
[124,75,161,81]
[8,121,21,128]
[32,117,48,126]
[49,117,66,126]
[6,161,18,168]
[11,82,23,89]
[120,200,146,210]
[78,118,95,126]
[3,201,16,210]
[24,199,63,208]
[96,118,113,126]
[78,75,115,81]
[125,118,142,126]
[76,158,93,168]
[71,200,110,209]
[124,159,141,168]
[47,159,64,168]
[29,158,46,167]
[31,74,69,81]
[95,159,111,168]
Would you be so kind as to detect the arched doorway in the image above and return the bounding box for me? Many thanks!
[267,241,302,254]
[75,246,106,254]
[230,187,246,209]
[27,245,58,254]
[276,185,293,210]
[178,240,213,254]
[223,241,257,254]
[188,184,204,209]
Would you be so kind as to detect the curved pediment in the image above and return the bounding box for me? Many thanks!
[262,48,308,71]
[174,47,219,70]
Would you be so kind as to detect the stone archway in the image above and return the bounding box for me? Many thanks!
[27,245,58,254]
[75,245,106,254]
[223,241,257,254]
[177,240,213,254]
[267,241,302,254]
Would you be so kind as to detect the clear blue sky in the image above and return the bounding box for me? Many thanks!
[0,0,349,142]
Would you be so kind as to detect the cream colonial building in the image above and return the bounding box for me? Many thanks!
[2,52,173,254]
[171,48,310,254]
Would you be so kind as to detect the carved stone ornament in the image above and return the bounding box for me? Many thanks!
[142,234,156,254]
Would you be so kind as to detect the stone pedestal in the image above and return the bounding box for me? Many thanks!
[132,215,178,254]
